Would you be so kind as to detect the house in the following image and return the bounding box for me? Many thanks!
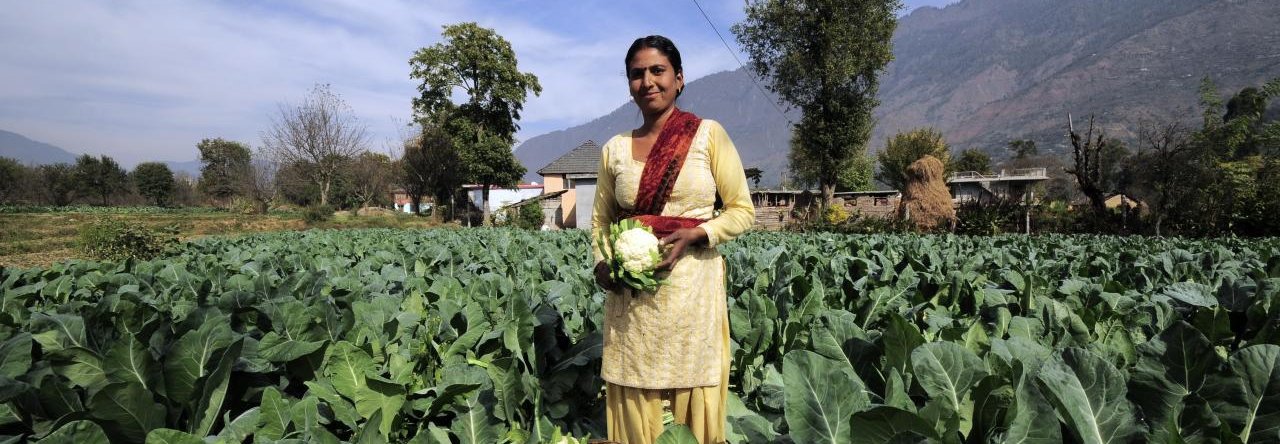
[498,189,569,228]
[464,183,544,215]
[389,187,429,214]
[947,168,1049,204]
[537,140,601,229]
[751,189,901,230]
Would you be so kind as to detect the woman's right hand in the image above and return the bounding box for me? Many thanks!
[595,261,618,292]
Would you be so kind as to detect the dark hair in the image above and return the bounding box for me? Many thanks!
[625,35,684,97]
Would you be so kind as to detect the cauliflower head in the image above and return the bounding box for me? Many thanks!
[615,227,661,273]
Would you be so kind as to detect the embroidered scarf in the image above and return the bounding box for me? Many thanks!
[623,108,706,238]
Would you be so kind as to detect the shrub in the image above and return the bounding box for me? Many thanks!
[822,205,850,225]
[77,219,178,261]
[496,203,545,230]
[302,205,333,224]
[954,200,1025,235]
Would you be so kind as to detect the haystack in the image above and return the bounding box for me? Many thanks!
[899,155,956,231]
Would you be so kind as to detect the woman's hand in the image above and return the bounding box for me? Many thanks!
[657,227,708,271]
[594,260,618,292]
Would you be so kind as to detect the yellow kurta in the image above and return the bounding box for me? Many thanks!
[591,119,754,443]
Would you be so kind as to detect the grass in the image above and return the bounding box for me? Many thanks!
[0,207,442,268]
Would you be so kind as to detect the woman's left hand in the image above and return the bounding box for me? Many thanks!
[656,227,708,271]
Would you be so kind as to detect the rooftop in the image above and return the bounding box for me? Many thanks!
[948,168,1049,183]
[537,140,601,176]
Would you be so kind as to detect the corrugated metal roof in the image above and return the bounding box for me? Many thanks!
[537,140,601,176]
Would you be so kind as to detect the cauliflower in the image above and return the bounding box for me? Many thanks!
[597,218,665,293]
[616,227,661,273]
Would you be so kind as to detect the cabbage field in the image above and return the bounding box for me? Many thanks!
[1,229,1279,443]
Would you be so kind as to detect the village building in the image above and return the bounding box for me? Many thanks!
[751,189,902,230]
[947,168,1049,204]
[537,140,601,229]
[389,187,423,214]
[464,183,544,215]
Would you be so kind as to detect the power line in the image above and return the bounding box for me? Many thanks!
[689,0,793,125]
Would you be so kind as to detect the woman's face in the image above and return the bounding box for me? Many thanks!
[627,47,683,117]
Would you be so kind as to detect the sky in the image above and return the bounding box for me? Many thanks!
[0,0,959,167]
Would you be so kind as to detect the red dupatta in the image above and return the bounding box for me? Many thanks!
[622,108,707,238]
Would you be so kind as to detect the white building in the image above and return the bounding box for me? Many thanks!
[464,183,544,214]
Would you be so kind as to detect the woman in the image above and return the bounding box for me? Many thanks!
[591,35,754,444]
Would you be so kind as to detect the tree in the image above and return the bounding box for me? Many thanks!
[0,157,21,204]
[1126,121,1198,236]
[72,155,127,206]
[399,124,464,216]
[876,128,950,191]
[132,162,175,206]
[837,155,874,192]
[953,148,993,174]
[263,83,369,207]
[246,149,279,214]
[735,0,901,208]
[197,138,252,203]
[39,163,76,206]
[1065,115,1128,215]
[744,167,763,190]
[275,160,319,207]
[1007,139,1038,159]
[348,151,393,210]
[410,22,541,226]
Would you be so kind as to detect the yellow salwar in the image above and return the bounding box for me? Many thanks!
[605,309,730,444]
[591,119,754,444]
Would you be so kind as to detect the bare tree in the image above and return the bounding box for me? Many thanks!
[1066,114,1113,215]
[1129,121,1196,236]
[246,148,279,214]
[263,84,368,206]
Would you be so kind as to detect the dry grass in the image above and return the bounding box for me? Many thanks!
[0,209,440,269]
[899,155,957,231]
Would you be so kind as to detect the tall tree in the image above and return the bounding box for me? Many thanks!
[735,0,901,207]
[399,125,464,216]
[197,138,252,203]
[876,128,950,191]
[39,163,76,206]
[263,83,369,207]
[953,148,992,174]
[132,162,175,206]
[410,22,541,226]
[72,154,127,206]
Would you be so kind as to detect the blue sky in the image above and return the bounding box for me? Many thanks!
[0,0,958,168]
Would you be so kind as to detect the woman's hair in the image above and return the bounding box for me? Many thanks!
[625,35,684,97]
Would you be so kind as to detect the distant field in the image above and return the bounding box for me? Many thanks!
[0,206,440,268]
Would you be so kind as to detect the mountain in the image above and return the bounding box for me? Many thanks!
[515,0,1280,187]
[0,129,202,176]
[0,129,78,165]
[514,70,798,186]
